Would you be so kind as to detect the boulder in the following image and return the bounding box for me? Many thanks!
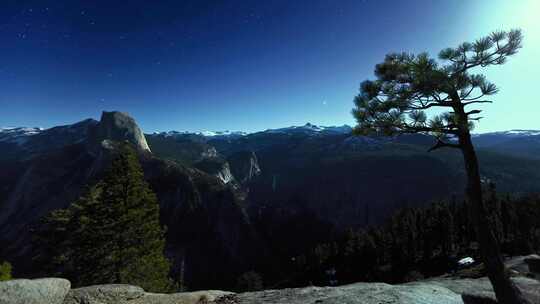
[63,284,145,304]
[0,278,70,304]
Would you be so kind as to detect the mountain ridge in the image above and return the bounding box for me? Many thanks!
[4,120,539,141]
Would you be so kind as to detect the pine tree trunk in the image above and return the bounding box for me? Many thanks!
[456,111,529,304]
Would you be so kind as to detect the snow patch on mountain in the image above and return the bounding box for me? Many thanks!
[263,123,353,135]
[154,123,352,138]
[0,127,43,144]
[154,130,247,138]
[473,130,540,137]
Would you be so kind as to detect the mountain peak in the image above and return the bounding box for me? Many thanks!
[263,123,352,135]
[0,127,43,145]
[473,129,540,138]
[89,111,151,152]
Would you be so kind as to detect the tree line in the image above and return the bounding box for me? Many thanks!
[290,187,540,286]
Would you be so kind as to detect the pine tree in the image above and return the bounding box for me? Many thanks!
[351,29,527,304]
[35,144,173,292]
[92,144,172,292]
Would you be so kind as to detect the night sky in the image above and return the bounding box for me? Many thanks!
[1,0,538,133]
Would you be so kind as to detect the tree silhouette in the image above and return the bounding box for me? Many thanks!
[352,30,527,304]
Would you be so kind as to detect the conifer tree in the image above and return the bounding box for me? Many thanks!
[352,29,527,303]
[94,144,172,291]
[36,144,173,292]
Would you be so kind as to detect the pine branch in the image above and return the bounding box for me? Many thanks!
[427,139,462,152]
[409,102,453,110]
[466,110,482,115]
[462,100,493,106]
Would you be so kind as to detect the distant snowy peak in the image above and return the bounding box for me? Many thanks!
[155,130,248,138]
[494,130,540,137]
[473,130,540,138]
[0,127,43,134]
[0,127,43,144]
[264,123,353,135]
[156,124,353,138]
[199,130,248,137]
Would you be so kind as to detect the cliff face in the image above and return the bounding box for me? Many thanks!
[194,159,235,185]
[227,151,261,185]
[0,142,101,258]
[89,111,151,153]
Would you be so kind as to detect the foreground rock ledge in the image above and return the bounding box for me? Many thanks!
[1,276,538,304]
[64,284,232,304]
[0,278,70,304]
[224,277,540,304]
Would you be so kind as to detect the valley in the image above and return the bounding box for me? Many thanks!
[1,111,539,291]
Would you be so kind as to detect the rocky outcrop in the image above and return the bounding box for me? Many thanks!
[227,151,261,185]
[1,272,539,304]
[0,278,70,304]
[225,276,540,304]
[428,277,540,304]
[194,158,235,185]
[129,290,232,304]
[63,284,145,304]
[201,146,219,159]
[89,111,151,153]
[64,283,231,304]
[0,279,230,304]
[215,162,235,185]
[229,282,463,304]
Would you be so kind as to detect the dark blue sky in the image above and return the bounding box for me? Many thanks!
[1,0,537,133]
